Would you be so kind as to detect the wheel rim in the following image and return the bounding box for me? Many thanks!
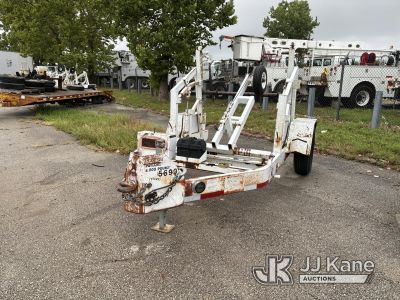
[141,80,149,89]
[261,72,267,90]
[215,85,225,98]
[355,90,370,107]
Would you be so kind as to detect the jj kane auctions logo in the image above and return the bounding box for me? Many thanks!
[253,255,374,285]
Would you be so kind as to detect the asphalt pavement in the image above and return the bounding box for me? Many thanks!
[0,104,399,299]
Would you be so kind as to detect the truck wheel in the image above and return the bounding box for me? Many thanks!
[317,97,333,107]
[169,77,177,90]
[212,83,227,99]
[315,87,332,107]
[274,81,285,94]
[125,78,135,89]
[294,126,316,176]
[349,84,374,108]
[141,78,149,89]
[253,66,267,101]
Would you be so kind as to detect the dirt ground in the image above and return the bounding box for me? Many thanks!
[0,104,399,299]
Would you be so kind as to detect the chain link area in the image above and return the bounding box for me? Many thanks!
[123,175,181,207]
[143,179,178,206]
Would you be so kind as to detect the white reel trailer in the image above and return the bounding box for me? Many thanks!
[117,46,317,233]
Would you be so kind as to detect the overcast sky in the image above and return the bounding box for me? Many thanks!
[117,0,400,60]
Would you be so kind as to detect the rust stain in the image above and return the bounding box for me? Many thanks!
[119,150,139,193]
[141,154,162,166]
[243,172,264,186]
[233,147,251,156]
[184,181,193,197]
[124,201,144,214]
[275,131,282,144]
[182,161,199,169]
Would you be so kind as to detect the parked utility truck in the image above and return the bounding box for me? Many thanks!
[96,50,150,89]
[0,51,33,76]
[221,35,400,107]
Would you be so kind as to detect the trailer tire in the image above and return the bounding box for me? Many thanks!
[0,75,25,84]
[294,126,316,176]
[349,84,374,108]
[253,65,267,100]
[0,82,25,90]
[92,97,104,104]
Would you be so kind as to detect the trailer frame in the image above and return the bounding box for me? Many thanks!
[0,89,114,107]
[118,47,317,232]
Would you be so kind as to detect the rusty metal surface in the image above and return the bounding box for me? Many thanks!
[0,91,20,107]
[0,89,114,107]
[141,154,162,166]
[123,200,144,214]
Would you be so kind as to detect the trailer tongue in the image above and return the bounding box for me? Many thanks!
[117,46,317,233]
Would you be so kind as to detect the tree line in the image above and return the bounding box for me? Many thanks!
[0,0,318,99]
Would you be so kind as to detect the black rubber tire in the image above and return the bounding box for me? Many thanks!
[271,81,285,103]
[212,83,227,99]
[44,81,56,87]
[44,86,56,93]
[274,81,285,94]
[0,75,25,84]
[125,78,136,89]
[168,77,177,90]
[349,84,374,108]
[140,77,149,89]
[92,97,104,104]
[387,56,395,66]
[67,85,85,91]
[253,65,268,98]
[25,79,55,88]
[315,87,332,107]
[317,97,333,107]
[294,126,316,176]
[0,82,25,90]
[25,80,45,88]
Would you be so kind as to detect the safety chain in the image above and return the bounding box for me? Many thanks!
[123,173,183,207]
[143,179,178,206]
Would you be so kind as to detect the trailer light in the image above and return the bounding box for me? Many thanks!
[193,181,206,194]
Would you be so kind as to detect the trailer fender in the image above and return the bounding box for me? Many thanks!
[287,118,317,155]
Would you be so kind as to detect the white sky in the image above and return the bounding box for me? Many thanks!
[116,0,400,60]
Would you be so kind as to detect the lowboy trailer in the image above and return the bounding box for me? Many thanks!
[117,47,317,233]
[0,88,114,107]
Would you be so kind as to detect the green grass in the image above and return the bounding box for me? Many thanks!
[113,89,400,170]
[34,106,161,154]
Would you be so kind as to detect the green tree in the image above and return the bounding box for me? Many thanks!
[0,0,117,79]
[263,0,319,40]
[115,0,237,100]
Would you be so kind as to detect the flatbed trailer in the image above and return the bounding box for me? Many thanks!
[0,89,114,107]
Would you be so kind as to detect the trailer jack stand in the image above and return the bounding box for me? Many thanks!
[151,210,175,233]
